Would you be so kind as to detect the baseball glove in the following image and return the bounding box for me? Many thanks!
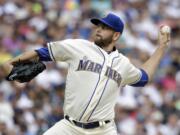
[6,61,46,83]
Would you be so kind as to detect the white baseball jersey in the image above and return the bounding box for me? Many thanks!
[47,39,141,122]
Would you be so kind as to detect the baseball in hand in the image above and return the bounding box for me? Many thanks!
[159,25,171,46]
[160,25,171,34]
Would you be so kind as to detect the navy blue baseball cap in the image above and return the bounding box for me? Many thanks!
[91,13,124,34]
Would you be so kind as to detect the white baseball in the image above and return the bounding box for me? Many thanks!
[161,25,171,34]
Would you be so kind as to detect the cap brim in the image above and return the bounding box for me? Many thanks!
[90,18,102,25]
[90,18,114,30]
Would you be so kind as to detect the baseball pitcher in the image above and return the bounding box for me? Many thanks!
[0,13,170,135]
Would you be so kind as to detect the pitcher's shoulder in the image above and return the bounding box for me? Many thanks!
[116,52,131,63]
[50,39,92,46]
[117,51,125,58]
[74,39,93,45]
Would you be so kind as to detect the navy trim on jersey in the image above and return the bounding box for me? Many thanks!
[130,69,149,87]
[79,48,106,121]
[35,47,52,61]
[87,54,119,121]
[48,43,56,61]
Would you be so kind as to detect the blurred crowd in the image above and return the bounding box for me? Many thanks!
[0,0,179,135]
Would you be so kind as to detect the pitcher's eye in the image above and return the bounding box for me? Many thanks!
[97,23,111,30]
[101,25,106,29]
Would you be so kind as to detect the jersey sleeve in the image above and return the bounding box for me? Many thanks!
[120,58,142,86]
[130,69,149,87]
[47,39,80,62]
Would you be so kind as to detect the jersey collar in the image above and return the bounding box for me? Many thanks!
[106,46,117,54]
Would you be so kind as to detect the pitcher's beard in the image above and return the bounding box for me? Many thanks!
[94,35,113,48]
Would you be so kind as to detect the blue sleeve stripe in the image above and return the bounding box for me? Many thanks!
[130,69,149,87]
[35,47,52,61]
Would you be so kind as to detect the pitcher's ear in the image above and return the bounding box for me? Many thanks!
[113,32,121,41]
